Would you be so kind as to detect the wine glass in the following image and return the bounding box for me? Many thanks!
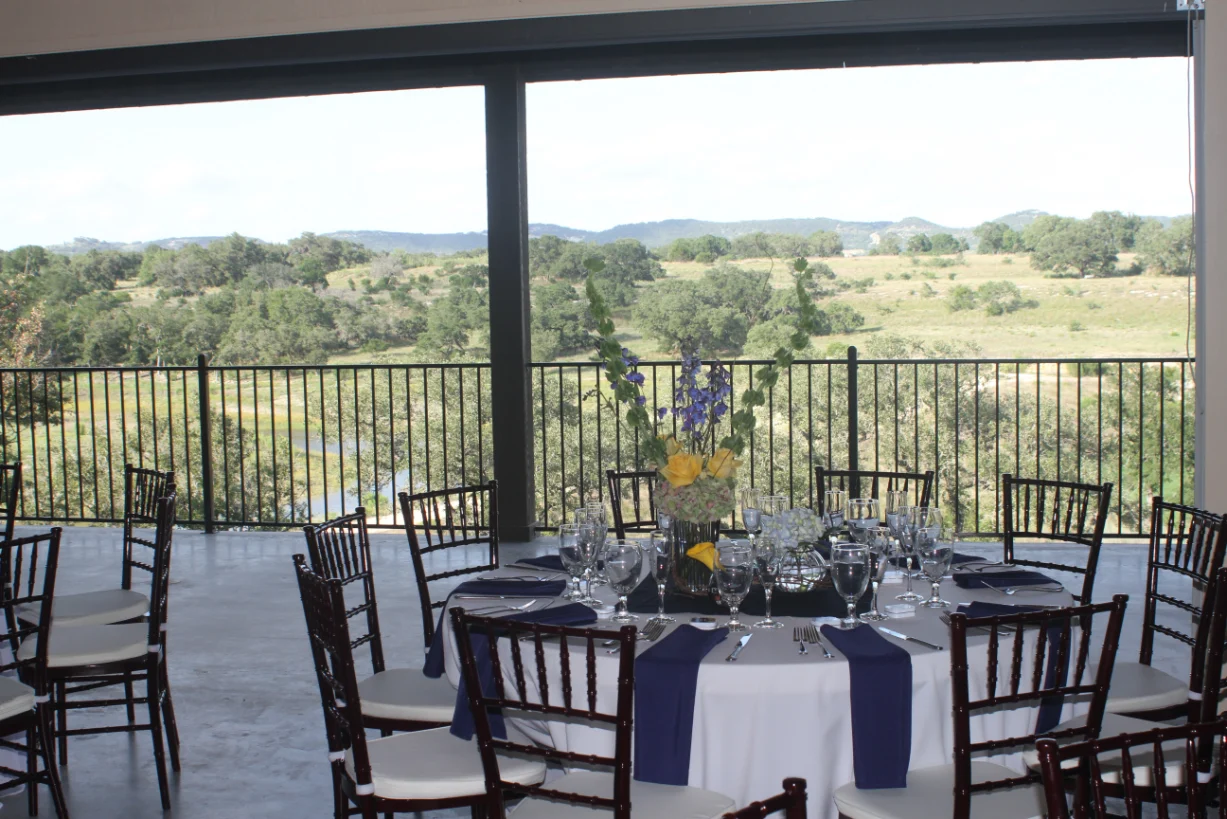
[576,507,609,587]
[884,489,909,524]
[575,521,603,604]
[715,541,754,632]
[753,537,784,629]
[908,506,943,533]
[740,487,763,543]
[604,539,644,623]
[558,523,585,601]
[823,488,848,529]
[831,541,870,629]
[892,507,924,603]
[846,498,880,544]
[916,527,953,609]
[648,530,675,623]
[858,526,892,622]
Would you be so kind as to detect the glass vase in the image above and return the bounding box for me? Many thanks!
[670,519,720,596]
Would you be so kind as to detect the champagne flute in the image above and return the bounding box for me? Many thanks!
[823,489,848,529]
[753,537,783,629]
[648,530,675,623]
[740,487,763,544]
[604,539,643,623]
[576,507,609,587]
[846,498,880,545]
[716,541,754,632]
[858,526,892,622]
[893,507,924,603]
[916,527,953,609]
[558,523,585,601]
[831,541,870,629]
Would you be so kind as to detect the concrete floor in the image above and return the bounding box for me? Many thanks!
[0,527,1171,818]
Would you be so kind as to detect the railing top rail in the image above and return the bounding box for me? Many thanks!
[0,362,493,375]
[530,356,1196,368]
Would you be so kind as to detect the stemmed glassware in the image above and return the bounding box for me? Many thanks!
[845,498,880,545]
[753,537,784,629]
[715,541,754,632]
[831,541,870,629]
[823,489,848,529]
[648,530,675,623]
[858,526,893,622]
[604,539,644,623]
[558,523,586,601]
[916,529,953,609]
[574,524,602,605]
[740,488,763,545]
[890,504,924,603]
[576,505,608,586]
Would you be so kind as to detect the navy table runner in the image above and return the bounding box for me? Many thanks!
[819,624,912,789]
[634,625,730,786]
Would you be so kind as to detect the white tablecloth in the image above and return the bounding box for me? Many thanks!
[440,564,1080,819]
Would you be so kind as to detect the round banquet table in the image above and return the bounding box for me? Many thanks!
[439,556,1079,819]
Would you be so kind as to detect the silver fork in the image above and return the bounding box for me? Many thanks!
[804,625,835,659]
[793,627,809,656]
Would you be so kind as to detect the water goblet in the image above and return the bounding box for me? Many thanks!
[648,530,675,623]
[845,498,880,545]
[716,541,754,632]
[907,506,943,533]
[916,527,953,609]
[823,489,848,529]
[858,526,893,622]
[740,487,763,542]
[752,537,783,628]
[831,541,870,629]
[605,539,644,623]
[558,523,586,601]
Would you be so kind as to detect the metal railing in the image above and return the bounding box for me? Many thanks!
[0,350,1194,538]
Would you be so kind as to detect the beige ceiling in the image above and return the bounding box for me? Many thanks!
[0,0,841,59]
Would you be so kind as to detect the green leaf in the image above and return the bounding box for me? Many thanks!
[584,256,607,274]
[793,257,809,273]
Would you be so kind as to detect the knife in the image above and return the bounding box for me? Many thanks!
[878,627,945,651]
[725,633,752,662]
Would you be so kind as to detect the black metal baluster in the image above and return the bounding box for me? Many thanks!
[369,367,378,520]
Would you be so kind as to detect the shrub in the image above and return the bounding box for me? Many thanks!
[946,285,977,312]
[1069,320,1085,332]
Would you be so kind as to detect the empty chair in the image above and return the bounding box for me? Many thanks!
[721,779,807,819]
[452,606,737,818]
[304,507,455,733]
[20,464,173,627]
[1001,474,1113,604]
[0,529,69,818]
[814,467,934,513]
[834,596,1129,819]
[1035,718,1227,818]
[606,469,659,539]
[398,484,498,656]
[0,462,19,543]
[293,555,546,819]
[28,494,180,810]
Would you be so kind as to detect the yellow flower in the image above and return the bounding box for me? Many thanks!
[686,542,717,571]
[661,435,683,457]
[660,452,704,488]
[706,448,741,480]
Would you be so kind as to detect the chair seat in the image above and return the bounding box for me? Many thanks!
[1096,662,1189,714]
[18,589,149,627]
[344,726,546,800]
[508,770,736,819]
[1021,712,1204,785]
[358,668,456,723]
[0,676,36,723]
[832,762,1045,819]
[18,623,149,668]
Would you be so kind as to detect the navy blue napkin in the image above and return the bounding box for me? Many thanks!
[511,555,567,572]
[952,553,989,566]
[957,602,1069,733]
[952,568,1058,590]
[450,602,598,741]
[820,624,912,789]
[634,625,730,786]
[422,578,567,678]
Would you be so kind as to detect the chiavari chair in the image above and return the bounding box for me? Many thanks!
[605,470,659,539]
[721,779,807,819]
[814,467,934,513]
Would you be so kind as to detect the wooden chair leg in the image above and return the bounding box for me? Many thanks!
[27,725,38,816]
[159,666,181,772]
[122,673,136,726]
[54,682,67,768]
[38,705,69,819]
[146,678,171,811]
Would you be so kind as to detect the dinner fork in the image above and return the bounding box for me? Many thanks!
[792,627,809,656]
[804,625,835,659]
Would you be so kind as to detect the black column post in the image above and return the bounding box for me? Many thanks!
[485,67,536,542]
[847,346,859,497]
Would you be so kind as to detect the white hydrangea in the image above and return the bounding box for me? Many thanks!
[759,507,825,549]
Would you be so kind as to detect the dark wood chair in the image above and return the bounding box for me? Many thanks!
[0,528,69,818]
[293,556,546,819]
[606,469,659,538]
[303,508,454,734]
[1036,718,1227,818]
[397,484,498,653]
[452,606,737,819]
[1001,474,1113,605]
[1101,499,1227,720]
[0,462,20,543]
[813,467,934,513]
[721,778,807,818]
[834,595,1129,819]
[34,494,180,810]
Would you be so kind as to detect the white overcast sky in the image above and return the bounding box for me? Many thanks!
[0,57,1192,249]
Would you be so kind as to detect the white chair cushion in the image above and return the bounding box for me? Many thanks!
[344,726,545,800]
[832,762,1045,819]
[0,677,36,723]
[1022,712,1201,785]
[18,623,149,668]
[357,668,455,723]
[508,770,736,819]
[18,589,149,627]
[1098,662,1189,714]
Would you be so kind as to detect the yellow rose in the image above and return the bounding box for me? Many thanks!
[686,542,717,571]
[662,435,682,457]
[660,452,704,488]
[706,448,741,480]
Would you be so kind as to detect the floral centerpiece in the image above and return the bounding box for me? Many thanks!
[586,257,823,592]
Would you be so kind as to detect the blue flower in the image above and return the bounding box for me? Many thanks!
[626,372,645,386]
[657,407,669,420]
